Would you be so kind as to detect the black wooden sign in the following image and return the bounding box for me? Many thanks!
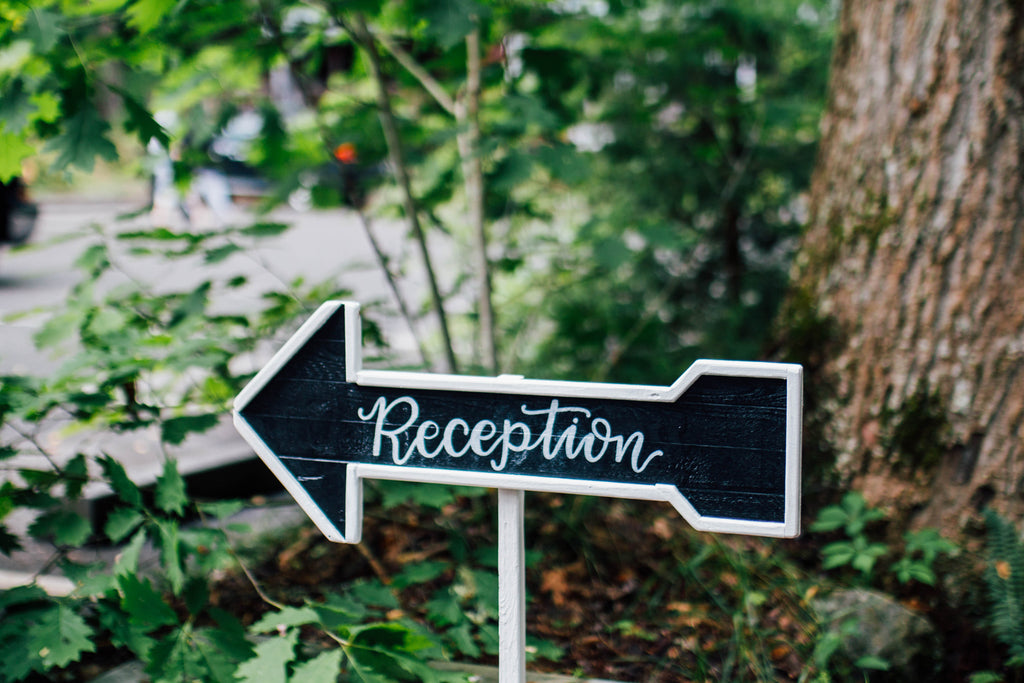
[233,301,802,542]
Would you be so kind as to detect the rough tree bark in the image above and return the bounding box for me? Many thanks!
[785,0,1024,535]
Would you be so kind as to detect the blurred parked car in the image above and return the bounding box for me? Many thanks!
[0,177,38,247]
[149,109,382,225]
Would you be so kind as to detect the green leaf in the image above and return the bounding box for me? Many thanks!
[809,506,847,533]
[127,0,178,33]
[422,0,490,50]
[31,91,60,124]
[74,242,109,272]
[155,518,185,594]
[0,83,35,134]
[63,453,89,499]
[0,126,34,182]
[204,242,243,264]
[99,455,143,507]
[821,542,855,569]
[119,573,178,630]
[24,8,62,51]
[854,655,891,670]
[45,107,119,172]
[28,508,92,546]
[314,593,369,630]
[155,459,187,515]
[161,413,218,445]
[147,624,208,683]
[33,309,79,348]
[86,307,129,338]
[206,607,255,661]
[0,583,49,608]
[969,672,1006,683]
[169,281,210,328]
[194,623,253,683]
[0,605,48,679]
[348,580,399,609]
[62,558,116,597]
[197,498,245,519]
[378,481,457,510]
[114,528,147,577]
[289,648,342,683]
[425,589,463,627]
[104,507,144,542]
[0,524,23,555]
[239,222,290,238]
[28,602,96,668]
[394,560,449,588]
[183,577,209,615]
[250,605,321,634]
[236,630,298,683]
[114,86,170,148]
[446,622,479,658]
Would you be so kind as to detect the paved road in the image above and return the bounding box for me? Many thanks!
[0,193,459,576]
[0,194,436,375]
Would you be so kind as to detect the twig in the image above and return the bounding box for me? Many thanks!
[354,541,415,619]
[199,506,287,612]
[346,14,459,373]
[374,31,456,115]
[354,209,432,368]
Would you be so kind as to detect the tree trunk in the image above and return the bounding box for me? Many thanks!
[456,27,497,374]
[784,0,1024,535]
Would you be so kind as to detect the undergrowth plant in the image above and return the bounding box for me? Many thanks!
[0,220,478,682]
[982,510,1024,670]
[810,491,956,587]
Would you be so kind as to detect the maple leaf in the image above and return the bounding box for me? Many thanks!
[44,108,118,172]
[27,603,96,669]
[0,126,33,182]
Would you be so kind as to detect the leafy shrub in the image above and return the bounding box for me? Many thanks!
[810,492,956,586]
[0,220,473,682]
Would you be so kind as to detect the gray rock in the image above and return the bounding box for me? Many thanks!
[811,587,941,678]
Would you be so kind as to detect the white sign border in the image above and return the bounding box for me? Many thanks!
[233,300,803,543]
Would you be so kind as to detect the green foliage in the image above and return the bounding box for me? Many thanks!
[0,218,376,681]
[892,528,957,586]
[1,0,834,379]
[983,510,1024,668]
[811,492,956,586]
[244,589,471,683]
[0,587,95,680]
[811,492,889,578]
[504,0,836,383]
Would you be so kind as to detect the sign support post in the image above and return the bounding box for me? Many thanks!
[498,488,527,683]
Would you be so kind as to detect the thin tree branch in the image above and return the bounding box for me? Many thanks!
[374,31,457,116]
[348,14,459,373]
[354,208,432,368]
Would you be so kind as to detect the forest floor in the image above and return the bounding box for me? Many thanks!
[210,488,825,682]
[42,486,1000,682]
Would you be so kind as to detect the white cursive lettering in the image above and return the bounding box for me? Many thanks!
[356,395,662,474]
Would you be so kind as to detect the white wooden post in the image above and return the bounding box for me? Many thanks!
[498,488,526,683]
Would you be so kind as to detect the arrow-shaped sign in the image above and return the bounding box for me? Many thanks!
[233,301,802,542]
